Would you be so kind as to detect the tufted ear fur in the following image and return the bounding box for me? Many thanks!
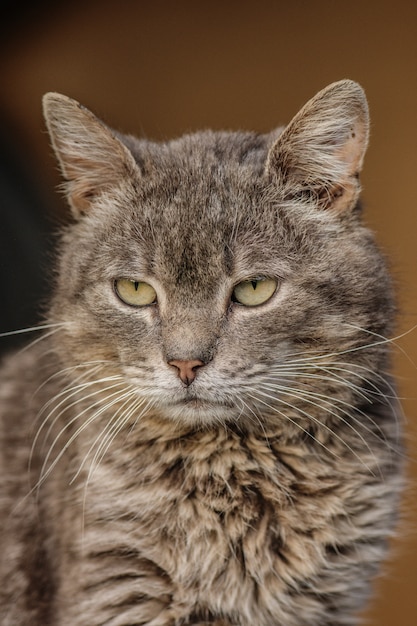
[43,93,138,217]
[266,80,369,213]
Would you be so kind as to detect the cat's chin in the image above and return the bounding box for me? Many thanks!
[158,397,240,427]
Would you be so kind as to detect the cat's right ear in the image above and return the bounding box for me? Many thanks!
[43,93,138,217]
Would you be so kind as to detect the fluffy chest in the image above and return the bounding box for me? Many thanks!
[76,426,345,600]
[47,415,395,626]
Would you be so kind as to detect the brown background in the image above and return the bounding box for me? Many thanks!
[1,1,416,623]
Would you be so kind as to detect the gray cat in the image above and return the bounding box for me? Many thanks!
[0,80,404,625]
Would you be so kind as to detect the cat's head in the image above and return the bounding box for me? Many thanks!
[43,80,394,431]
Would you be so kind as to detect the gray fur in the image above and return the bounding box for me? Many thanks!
[0,80,403,625]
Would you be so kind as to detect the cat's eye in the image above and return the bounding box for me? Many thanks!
[114,279,157,306]
[232,277,278,307]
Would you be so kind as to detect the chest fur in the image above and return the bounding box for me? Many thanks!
[75,428,348,596]
[34,416,398,625]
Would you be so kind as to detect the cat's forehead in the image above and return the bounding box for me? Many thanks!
[122,188,292,297]
[125,130,283,232]
[126,128,276,175]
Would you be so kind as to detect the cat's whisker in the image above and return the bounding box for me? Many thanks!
[262,378,363,418]
[33,367,105,422]
[321,339,395,360]
[343,322,417,369]
[315,362,399,399]
[34,376,125,452]
[263,357,405,459]
[312,362,405,435]
[72,388,142,484]
[37,373,124,422]
[30,367,114,467]
[35,382,129,490]
[15,325,67,356]
[246,391,341,460]
[31,372,102,470]
[269,356,383,382]
[234,397,250,424]
[270,337,396,368]
[0,321,70,339]
[266,367,374,405]
[269,356,402,406]
[262,378,386,440]
[84,396,151,484]
[79,395,154,539]
[259,381,382,473]
[236,396,272,446]
[125,397,156,437]
[315,365,405,443]
[250,388,376,475]
[33,360,116,398]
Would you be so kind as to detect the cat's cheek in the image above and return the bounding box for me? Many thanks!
[88,290,159,340]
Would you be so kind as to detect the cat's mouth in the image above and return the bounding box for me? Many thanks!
[178,397,205,407]
[161,392,238,424]
[174,396,228,409]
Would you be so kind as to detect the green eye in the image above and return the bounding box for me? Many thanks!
[115,279,157,306]
[232,277,278,307]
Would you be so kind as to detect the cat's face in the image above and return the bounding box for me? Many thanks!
[44,81,394,430]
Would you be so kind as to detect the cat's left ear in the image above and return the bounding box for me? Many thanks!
[43,93,138,216]
[266,80,369,213]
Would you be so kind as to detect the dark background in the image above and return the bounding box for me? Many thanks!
[1,1,416,623]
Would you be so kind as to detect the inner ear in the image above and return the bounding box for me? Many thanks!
[266,80,369,213]
[43,93,138,217]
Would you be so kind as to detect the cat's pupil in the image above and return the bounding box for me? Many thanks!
[251,280,258,290]
[134,281,139,291]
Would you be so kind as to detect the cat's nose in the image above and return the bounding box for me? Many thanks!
[168,359,205,386]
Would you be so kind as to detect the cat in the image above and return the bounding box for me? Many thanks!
[0,80,404,626]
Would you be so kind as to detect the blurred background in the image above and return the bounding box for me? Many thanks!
[0,0,416,622]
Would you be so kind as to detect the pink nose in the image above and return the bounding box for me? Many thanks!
[168,359,205,386]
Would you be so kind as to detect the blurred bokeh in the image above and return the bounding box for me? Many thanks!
[1,1,416,623]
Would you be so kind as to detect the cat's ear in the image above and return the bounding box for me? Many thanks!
[43,93,138,216]
[266,80,369,213]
